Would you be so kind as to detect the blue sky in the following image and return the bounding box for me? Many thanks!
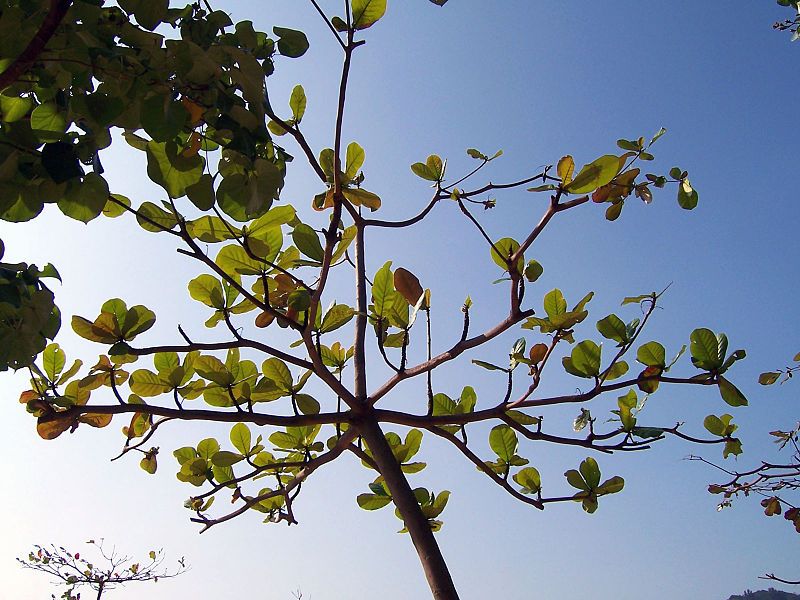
[2,2,799,599]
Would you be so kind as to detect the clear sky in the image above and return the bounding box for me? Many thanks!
[1,2,799,599]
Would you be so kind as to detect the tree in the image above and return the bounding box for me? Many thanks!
[693,352,800,586]
[775,0,800,40]
[0,238,61,370]
[17,540,187,600]
[1,2,753,599]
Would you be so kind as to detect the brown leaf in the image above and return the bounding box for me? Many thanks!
[37,413,76,440]
[393,267,424,305]
[180,131,202,158]
[255,311,275,328]
[529,343,548,365]
[592,184,611,203]
[181,97,205,126]
[762,496,782,516]
[637,365,663,394]
[313,189,335,211]
[19,390,39,404]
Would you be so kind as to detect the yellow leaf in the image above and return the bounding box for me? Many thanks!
[557,155,574,186]
[313,189,335,211]
[80,412,113,428]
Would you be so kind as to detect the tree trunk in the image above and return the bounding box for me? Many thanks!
[359,416,460,600]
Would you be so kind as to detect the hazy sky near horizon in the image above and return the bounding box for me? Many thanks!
[1,2,799,599]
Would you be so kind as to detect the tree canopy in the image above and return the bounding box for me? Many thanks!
[1,1,787,599]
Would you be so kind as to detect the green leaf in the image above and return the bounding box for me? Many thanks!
[604,360,629,381]
[153,352,179,374]
[630,427,662,439]
[186,174,216,211]
[58,173,109,224]
[506,410,540,426]
[565,469,589,492]
[289,85,307,121]
[527,184,557,193]
[622,293,654,306]
[211,450,244,467]
[186,216,239,243]
[543,288,567,319]
[230,423,252,455]
[136,201,178,233]
[513,467,542,494]
[351,0,387,30]
[296,394,320,415]
[570,340,601,377]
[342,188,381,211]
[703,414,726,437]
[140,453,158,474]
[292,223,324,262]
[0,94,32,122]
[141,93,188,142]
[248,205,296,235]
[357,493,392,510]
[145,141,204,199]
[579,457,601,489]
[216,245,262,276]
[565,155,620,194]
[677,178,698,210]
[195,355,233,386]
[597,314,627,344]
[472,359,505,372]
[411,162,438,181]
[345,142,365,180]
[488,425,518,462]
[273,27,309,58]
[30,103,67,142]
[197,438,220,461]
[320,304,355,333]
[650,127,667,145]
[372,261,396,319]
[490,238,522,273]
[103,194,130,218]
[616,139,640,152]
[723,438,743,459]
[524,259,544,282]
[759,372,781,385]
[597,476,625,495]
[132,0,168,30]
[636,341,666,367]
[718,376,748,407]
[426,155,444,180]
[42,343,66,382]
[129,369,172,396]
[262,358,293,392]
[188,274,226,309]
[690,328,723,371]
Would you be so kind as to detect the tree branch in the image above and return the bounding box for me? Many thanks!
[428,426,544,509]
[0,0,72,91]
[369,310,533,404]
